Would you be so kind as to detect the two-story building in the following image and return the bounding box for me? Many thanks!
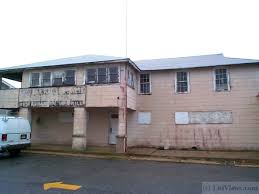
[0,54,258,152]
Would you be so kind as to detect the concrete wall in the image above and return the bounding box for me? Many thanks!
[127,64,259,150]
[30,107,113,146]
[31,108,73,145]
[87,108,111,146]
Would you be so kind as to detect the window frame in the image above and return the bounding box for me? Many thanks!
[30,72,41,87]
[97,67,108,84]
[63,69,76,86]
[86,68,97,84]
[52,71,64,86]
[108,66,119,83]
[85,65,120,85]
[41,71,52,87]
[213,67,230,92]
[175,71,190,94]
[139,73,152,95]
[127,70,135,88]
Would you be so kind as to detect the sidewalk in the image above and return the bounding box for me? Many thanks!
[25,144,259,167]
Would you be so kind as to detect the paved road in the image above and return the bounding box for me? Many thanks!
[0,153,258,194]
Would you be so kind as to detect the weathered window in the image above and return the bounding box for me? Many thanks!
[176,71,189,93]
[138,112,151,124]
[31,73,40,87]
[42,72,51,87]
[140,73,151,94]
[98,68,107,84]
[87,69,97,83]
[127,70,134,88]
[215,68,229,91]
[109,67,119,83]
[86,66,119,84]
[64,70,75,85]
[52,72,63,86]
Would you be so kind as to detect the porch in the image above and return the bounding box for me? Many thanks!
[24,107,129,153]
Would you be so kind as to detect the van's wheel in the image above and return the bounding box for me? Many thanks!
[9,149,21,157]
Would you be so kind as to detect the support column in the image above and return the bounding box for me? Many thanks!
[19,108,32,124]
[116,64,128,153]
[72,107,87,150]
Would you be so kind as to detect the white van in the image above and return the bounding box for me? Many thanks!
[0,116,31,156]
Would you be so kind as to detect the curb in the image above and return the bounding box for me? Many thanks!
[22,150,259,168]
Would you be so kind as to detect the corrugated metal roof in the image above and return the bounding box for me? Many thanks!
[2,80,15,88]
[135,54,259,70]
[0,55,128,72]
[0,54,258,73]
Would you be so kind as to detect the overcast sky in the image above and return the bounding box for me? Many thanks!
[0,0,259,70]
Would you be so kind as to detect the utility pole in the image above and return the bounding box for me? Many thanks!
[125,0,128,57]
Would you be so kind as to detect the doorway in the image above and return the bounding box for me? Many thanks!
[109,113,118,144]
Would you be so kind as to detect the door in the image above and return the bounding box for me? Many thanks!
[109,113,118,144]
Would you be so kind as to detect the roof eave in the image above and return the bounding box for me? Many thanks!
[0,58,141,74]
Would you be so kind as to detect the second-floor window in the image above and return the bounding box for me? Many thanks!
[42,72,51,86]
[109,67,119,83]
[98,68,107,83]
[214,68,230,91]
[64,70,75,85]
[140,73,151,94]
[86,66,119,84]
[52,72,64,86]
[176,71,189,93]
[87,69,97,83]
[127,70,134,88]
[31,73,40,87]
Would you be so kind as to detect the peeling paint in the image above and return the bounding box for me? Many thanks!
[19,86,86,108]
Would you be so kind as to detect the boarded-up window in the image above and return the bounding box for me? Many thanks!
[175,112,189,124]
[190,111,232,124]
[175,111,233,125]
[176,72,189,93]
[138,112,151,124]
[215,68,229,91]
[31,73,40,87]
[42,72,51,87]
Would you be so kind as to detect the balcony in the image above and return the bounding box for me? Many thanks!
[0,84,136,109]
[19,86,86,108]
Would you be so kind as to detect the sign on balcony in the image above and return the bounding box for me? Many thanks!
[19,86,86,108]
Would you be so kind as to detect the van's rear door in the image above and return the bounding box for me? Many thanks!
[6,118,31,145]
